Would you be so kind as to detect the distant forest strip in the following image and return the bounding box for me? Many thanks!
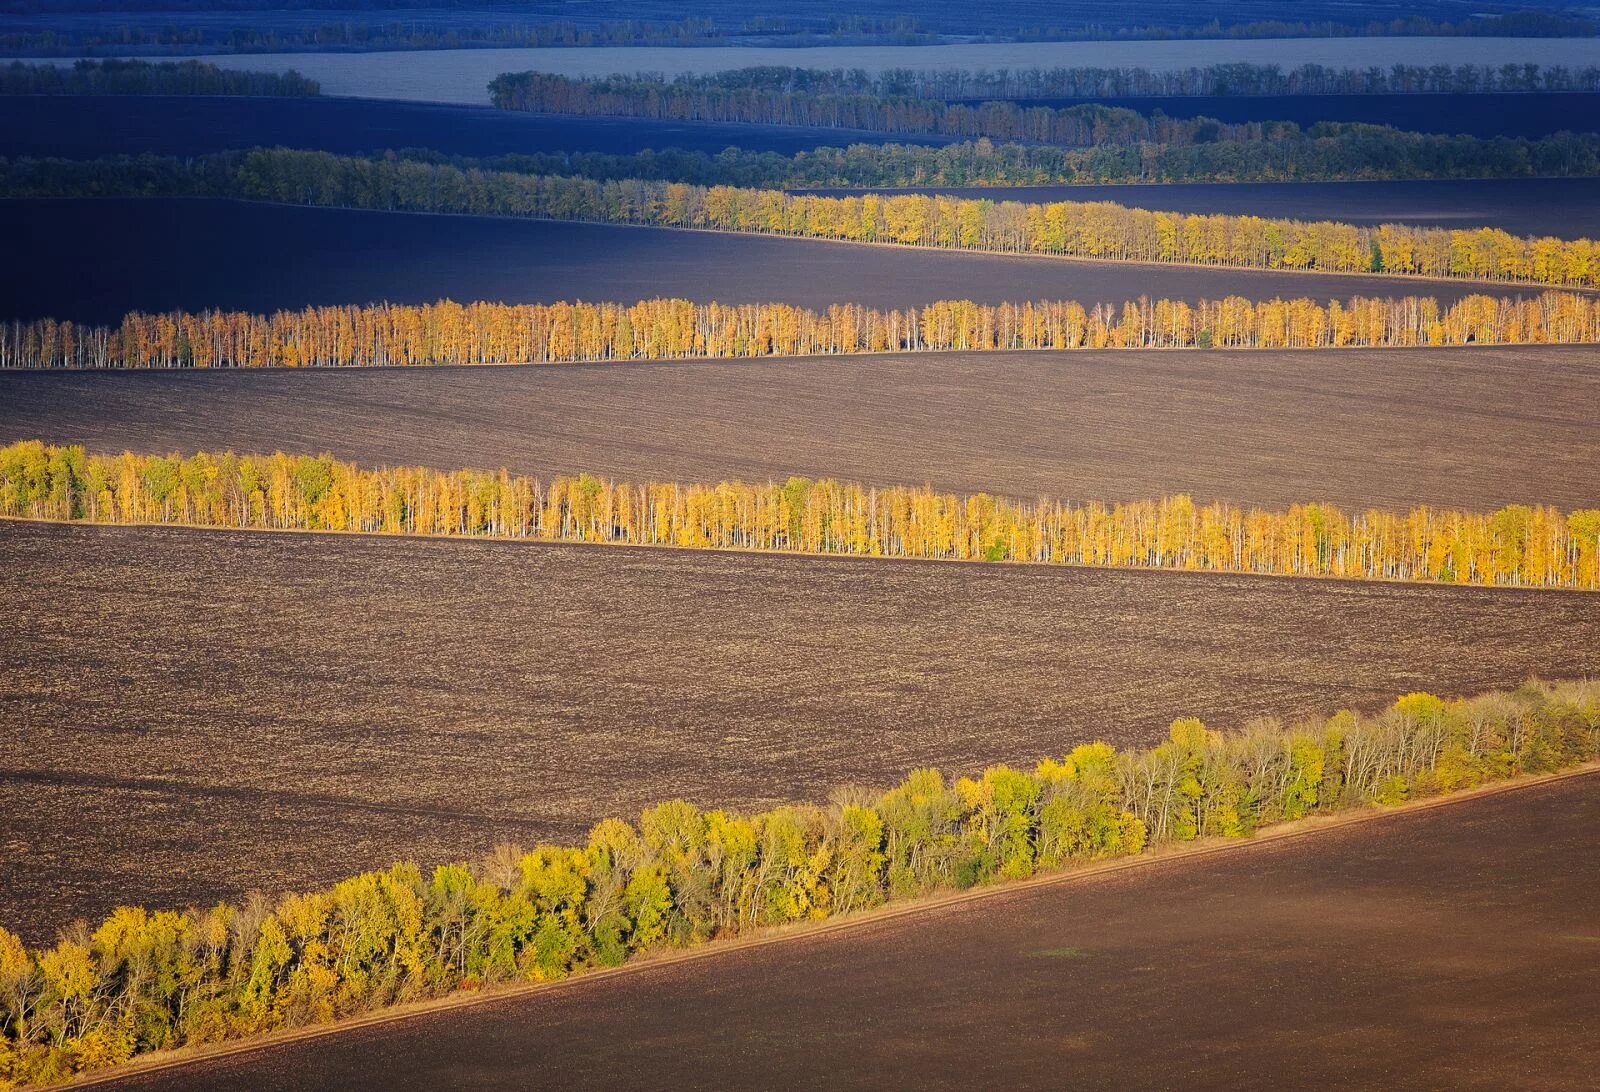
[4,442,1598,589]
[0,681,1596,1085]
[10,150,1600,288]
[495,62,1600,109]
[0,59,320,97]
[29,116,1600,193]
[409,125,1600,187]
[0,15,935,57]
[493,70,1600,150]
[11,292,1600,372]
[3,12,1587,57]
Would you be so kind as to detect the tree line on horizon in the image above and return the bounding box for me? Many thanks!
[446,125,1600,188]
[21,114,1600,195]
[9,292,1600,372]
[0,680,1595,1084]
[0,59,320,97]
[562,62,1600,102]
[10,148,1600,288]
[4,442,1598,590]
[491,69,1600,149]
[4,10,1588,57]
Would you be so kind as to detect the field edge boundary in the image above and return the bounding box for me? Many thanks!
[60,760,1600,1089]
[5,514,1598,597]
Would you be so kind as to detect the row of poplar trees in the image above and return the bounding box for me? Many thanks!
[9,292,1600,370]
[4,443,1599,590]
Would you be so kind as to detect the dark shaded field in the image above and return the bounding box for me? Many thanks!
[4,520,1599,945]
[5,345,1598,512]
[0,95,952,161]
[108,770,1600,1091]
[0,198,1562,324]
[814,178,1600,238]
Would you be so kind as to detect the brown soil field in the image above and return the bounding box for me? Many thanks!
[102,770,1600,1091]
[1,198,1563,325]
[3,345,1597,512]
[4,520,1598,946]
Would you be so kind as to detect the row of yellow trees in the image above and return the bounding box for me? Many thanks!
[8,147,1600,284]
[219,149,1600,287]
[4,443,1597,590]
[3,681,1596,1085]
[8,292,1600,369]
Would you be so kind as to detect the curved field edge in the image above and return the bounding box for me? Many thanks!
[49,761,1600,1091]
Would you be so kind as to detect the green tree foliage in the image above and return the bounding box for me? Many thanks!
[0,60,319,97]
[4,441,1599,590]
[3,12,1591,58]
[495,63,1600,110]
[1,682,1594,1084]
[493,67,1600,158]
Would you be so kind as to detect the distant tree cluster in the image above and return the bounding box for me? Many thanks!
[4,442,1598,590]
[10,292,1600,373]
[0,677,1595,1084]
[0,14,938,58]
[394,123,1600,188]
[493,63,1600,112]
[23,111,1600,197]
[480,79,1600,185]
[0,59,320,97]
[5,10,1586,57]
[494,72,1327,146]
[0,17,730,58]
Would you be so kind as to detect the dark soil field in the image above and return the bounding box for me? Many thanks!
[105,769,1600,1091]
[4,520,1599,946]
[0,198,1562,324]
[0,95,953,161]
[4,345,1597,512]
[813,178,1600,238]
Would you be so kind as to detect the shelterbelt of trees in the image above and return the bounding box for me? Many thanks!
[21,117,1600,196]
[0,59,320,97]
[11,292,1600,372]
[1,681,1596,1085]
[403,124,1600,188]
[13,149,1600,289]
[562,62,1600,103]
[4,443,1599,590]
[492,69,1600,149]
[11,291,1600,372]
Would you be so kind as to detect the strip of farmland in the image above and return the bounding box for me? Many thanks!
[3,520,1597,944]
[3,345,1595,511]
